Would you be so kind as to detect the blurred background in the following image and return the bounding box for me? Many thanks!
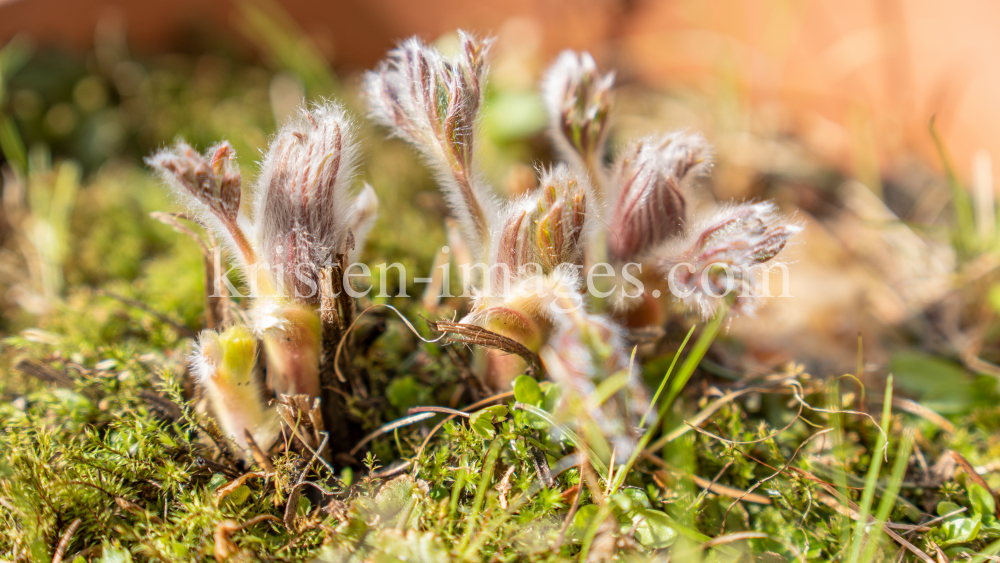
[2,0,1000,407]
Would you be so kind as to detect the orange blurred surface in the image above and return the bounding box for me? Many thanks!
[2,0,998,183]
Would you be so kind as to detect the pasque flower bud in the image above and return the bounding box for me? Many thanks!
[492,166,589,284]
[363,31,497,255]
[542,51,615,187]
[607,132,711,262]
[657,202,802,319]
[150,102,379,425]
[146,141,255,267]
[192,325,279,454]
[253,103,366,302]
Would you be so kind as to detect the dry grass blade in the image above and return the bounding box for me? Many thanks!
[644,455,772,505]
[435,320,542,374]
[214,472,266,507]
[349,411,438,456]
[243,430,275,472]
[721,428,833,523]
[887,397,956,434]
[810,477,935,562]
[413,391,515,461]
[15,358,75,388]
[51,518,81,563]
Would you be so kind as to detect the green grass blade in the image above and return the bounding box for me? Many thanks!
[607,325,697,493]
[659,312,725,419]
[516,402,608,478]
[846,374,893,563]
[971,539,1000,563]
[639,325,696,430]
[0,114,26,173]
[930,116,977,257]
[860,427,914,563]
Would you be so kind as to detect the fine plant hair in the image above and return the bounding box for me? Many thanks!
[606,132,712,262]
[363,31,498,256]
[146,141,256,272]
[252,103,364,302]
[363,31,801,460]
[657,201,803,319]
[542,50,615,193]
[146,100,379,460]
[143,28,800,465]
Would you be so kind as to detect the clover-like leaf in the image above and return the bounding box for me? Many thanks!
[469,405,508,439]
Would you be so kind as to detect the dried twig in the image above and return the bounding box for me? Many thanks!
[644,455,772,505]
[950,450,1000,518]
[15,358,75,388]
[435,320,542,375]
[51,518,81,563]
[243,430,275,473]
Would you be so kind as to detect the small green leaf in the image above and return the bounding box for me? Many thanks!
[939,515,981,546]
[619,487,652,510]
[631,509,678,549]
[938,501,962,517]
[568,504,600,541]
[611,493,633,513]
[969,483,996,517]
[225,484,251,506]
[468,405,508,439]
[513,375,542,405]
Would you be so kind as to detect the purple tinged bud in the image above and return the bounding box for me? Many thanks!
[147,141,242,224]
[493,166,590,283]
[147,141,256,264]
[363,31,497,254]
[607,132,711,262]
[542,51,615,181]
[657,202,802,319]
[535,169,588,272]
[252,102,365,302]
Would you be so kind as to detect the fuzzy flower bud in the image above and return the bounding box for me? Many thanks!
[540,310,649,462]
[192,325,278,454]
[252,103,368,302]
[607,132,711,263]
[542,51,615,182]
[363,31,497,253]
[252,298,323,399]
[146,141,255,264]
[657,202,802,319]
[492,166,589,287]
